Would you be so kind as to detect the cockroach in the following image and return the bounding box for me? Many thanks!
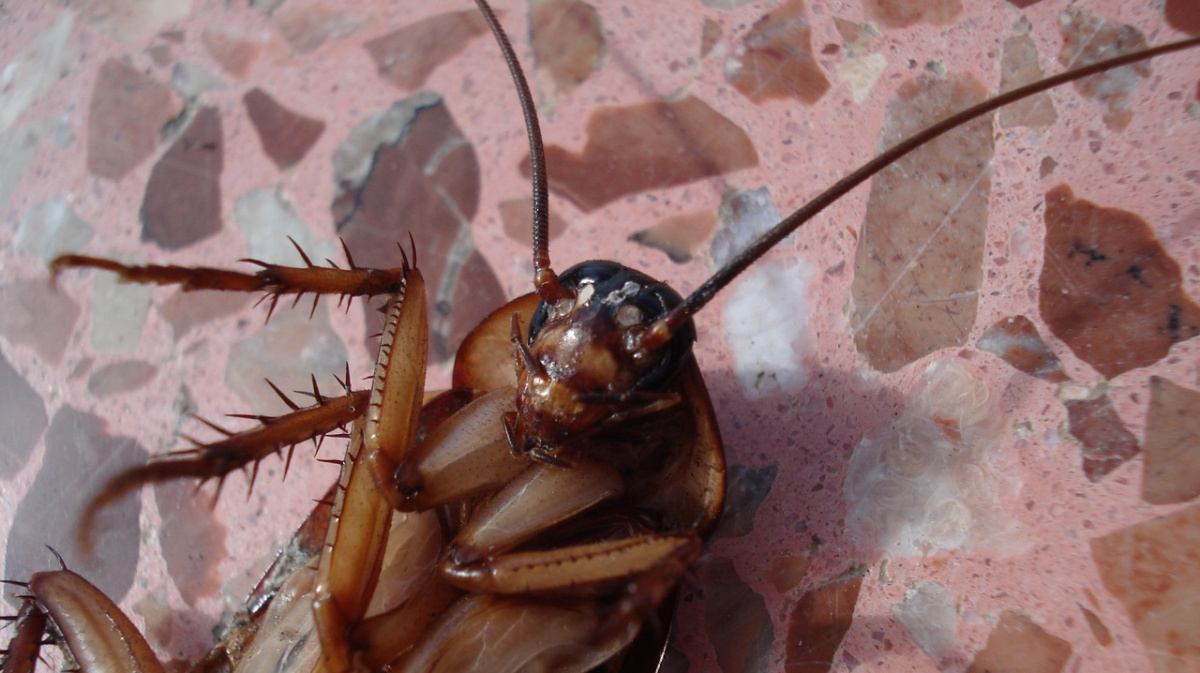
[1,0,1198,671]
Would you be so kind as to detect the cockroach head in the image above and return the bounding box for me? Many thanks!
[509,260,696,456]
[527,261,697,388]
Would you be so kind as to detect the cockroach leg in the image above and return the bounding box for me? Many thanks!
[310,416,382,673]
[370,386,522,511]
[60,245,417,553]
[348,565,459,671]
[391,534,698,673]
[208,392,476,673]
[51,242,407,304]
[75,386,369,553]
[1,600,48,673]
[312,270,427,673]
[3,569,165,673]
[446,458,626,564]
[442,530,702,595]
[50,237,412,323]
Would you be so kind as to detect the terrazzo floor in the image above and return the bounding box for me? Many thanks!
[1,0,1199,672]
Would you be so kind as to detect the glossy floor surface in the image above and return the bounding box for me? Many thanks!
[1,0,1199,671]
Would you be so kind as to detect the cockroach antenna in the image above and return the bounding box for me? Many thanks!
[472,0,566,303]
[474,0,1199,348]
[649,34,1200,341]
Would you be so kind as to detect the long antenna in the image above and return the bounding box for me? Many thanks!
[649,35,1200,338]
[473,0,565,302]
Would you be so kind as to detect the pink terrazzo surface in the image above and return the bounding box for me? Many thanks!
[1,1,1199,672]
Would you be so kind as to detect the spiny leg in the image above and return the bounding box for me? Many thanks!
[1,599,48,673]
[55,240,422,552]
[1,562,165,673]
[36,569,166,673]
[51,237,414,319]
[56,238,433,671]
[312,268,428,673]
[77,373,369,553]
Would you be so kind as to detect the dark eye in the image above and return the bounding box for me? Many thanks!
[527,261,696,391]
